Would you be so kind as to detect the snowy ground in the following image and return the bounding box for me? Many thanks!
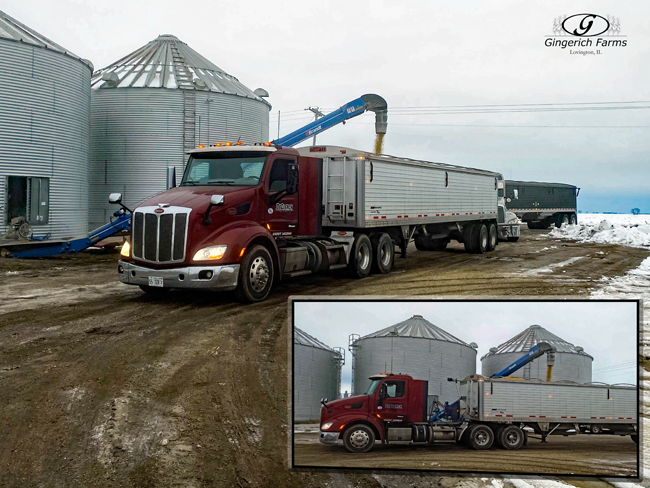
[550,213,649,484]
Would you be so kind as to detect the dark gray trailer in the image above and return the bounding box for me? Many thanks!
[505,180,579,229]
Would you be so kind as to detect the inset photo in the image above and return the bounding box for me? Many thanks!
[291,299,640,477]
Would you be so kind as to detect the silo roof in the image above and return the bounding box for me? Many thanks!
[481,325,593,360]
[358,315,472,346]
[294,327,336,352]
[91,34,270,105]
[0,10,93,70]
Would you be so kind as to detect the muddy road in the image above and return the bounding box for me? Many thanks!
[293,433,637,476]
[0,230,646,487]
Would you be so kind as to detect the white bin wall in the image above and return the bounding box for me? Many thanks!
[0,41,91,238]
[294,345,341,422]
[89,89,269,229]
[482,352,592,383]
[352,337,476,403]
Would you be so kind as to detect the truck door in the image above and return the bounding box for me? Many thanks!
[377,379,408,422]
[264,157,299,237]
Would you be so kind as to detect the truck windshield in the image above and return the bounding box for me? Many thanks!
[181,152,268,187]
[365,379,381,395]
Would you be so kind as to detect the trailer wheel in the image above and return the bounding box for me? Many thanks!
[349,234,372,279]
[631,434,638,443]
[343,424,375,453]
[370,233,394,274]
[487,223,498,251]
[463,224,478,253]
[468,424,494,450]
[569,213,577,225]
[236,245,274,303]
[527,221,539,230]
[475,224,489,254]
[590,424,602,434]
[498,425,525,450]
[556,213,569,227]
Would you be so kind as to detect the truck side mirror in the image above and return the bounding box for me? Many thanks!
[109,193,122,204]
[167,166,177,189]
[203,195,225,225]
[378,384,387,405]
[286,163,299,195]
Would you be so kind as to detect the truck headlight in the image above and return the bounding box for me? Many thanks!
[321,422,333,431]
[120,240,131,257]
[193,245,227,261]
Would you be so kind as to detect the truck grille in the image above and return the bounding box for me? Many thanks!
[131,207,191,263]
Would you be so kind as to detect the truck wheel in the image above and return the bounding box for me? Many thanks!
[556,214,569,227]
[507,237,519,242]
[487,223,498,251]
[590,424,602,434]
[475,224,488,254]
[349,234,372,279]
[236,245,274,303]
[139,285,170,295]
[569,213,577,225]
[371,233,394,274]
[527,221,539,230]
[343,424,375,453]
[463,224,478,253]
[498,425,525,450]
[468,424,494,450]
[631,434,638,443]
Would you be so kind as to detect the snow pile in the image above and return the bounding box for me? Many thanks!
[592,256,650,296]
[547,214,650,248]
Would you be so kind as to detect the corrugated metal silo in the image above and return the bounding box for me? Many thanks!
[350,315,477,404]
[481,325,593,383]
[89,35,271,228]
[0,10,92,239]
[294,328,344,422]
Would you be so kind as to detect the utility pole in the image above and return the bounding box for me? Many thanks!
[277,111,280,140]
[305,106,324,146]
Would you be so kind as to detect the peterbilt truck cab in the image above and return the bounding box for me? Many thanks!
[116,144,338,302]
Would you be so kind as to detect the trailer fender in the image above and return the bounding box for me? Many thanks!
[192,221,280,275]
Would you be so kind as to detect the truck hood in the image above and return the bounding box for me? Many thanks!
[321,395,370,423]
[140,186,257,213]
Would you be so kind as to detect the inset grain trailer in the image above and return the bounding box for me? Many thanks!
[505,180,579,229]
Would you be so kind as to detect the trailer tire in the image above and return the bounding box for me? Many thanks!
[569,213,577,225]
[507,237,519,242]
[343,424,375,453]
[371,233,394,274]
[468,424,494,450]
[349,234,372,279]
[556,213,569,228]
[463,224,478,253]
[590,424,602,434]
[414,236,447,252]
[139,285,170,295]
[475,224,489,254]
[487,223,498,251]
[498,425,525,450]
[527,221,540,230]
[236,245,274,303]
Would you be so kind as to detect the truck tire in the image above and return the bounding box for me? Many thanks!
[507,236,519,242]
[556,213,569,227]
[590,424,602,434]
[475,224,489,254]
[139,285,170,295]
[498,425,525,450]
[468,424,494,450]
[236,245,274,303]
[371,233,394,274]
[569,213,577,225]
[463,224,478,253]
[487,223,498,251]
[343,424,375,453]
[527,221,540,230]
[349,234,372,279]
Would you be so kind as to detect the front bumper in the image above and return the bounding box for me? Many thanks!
[319,431,340,445]
[118,260,239,291]
[498,224,521,239]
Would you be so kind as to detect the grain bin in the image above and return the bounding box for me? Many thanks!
[89,35,271,228]
[481,325,592,383]
[0,10,92,239]
[294,328,344,422]
[349,315,477,404]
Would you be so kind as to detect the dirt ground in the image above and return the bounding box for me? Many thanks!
[0,229,646,487]
[293,433,638,476]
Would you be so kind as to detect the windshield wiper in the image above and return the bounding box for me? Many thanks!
[181,181,198,186]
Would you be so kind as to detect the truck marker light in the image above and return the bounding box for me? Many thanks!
[239,248,246,257]
[264,142,271,146]
[216,143,222,146]
[236,142,243,145]
[266,224,271,230]
[120,240,131,257]
[225,142,232,146]
[340,424,345,430]
[198,145,205,148]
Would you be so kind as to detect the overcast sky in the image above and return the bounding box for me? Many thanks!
[293,300,638,393]
[4,0,649,212]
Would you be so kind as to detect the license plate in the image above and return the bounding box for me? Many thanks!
[148,276,164,287]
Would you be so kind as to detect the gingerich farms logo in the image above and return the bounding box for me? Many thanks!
[545,14,626,55]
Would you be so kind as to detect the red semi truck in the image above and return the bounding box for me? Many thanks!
[114,144,519,302]
[318,373,637,453]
